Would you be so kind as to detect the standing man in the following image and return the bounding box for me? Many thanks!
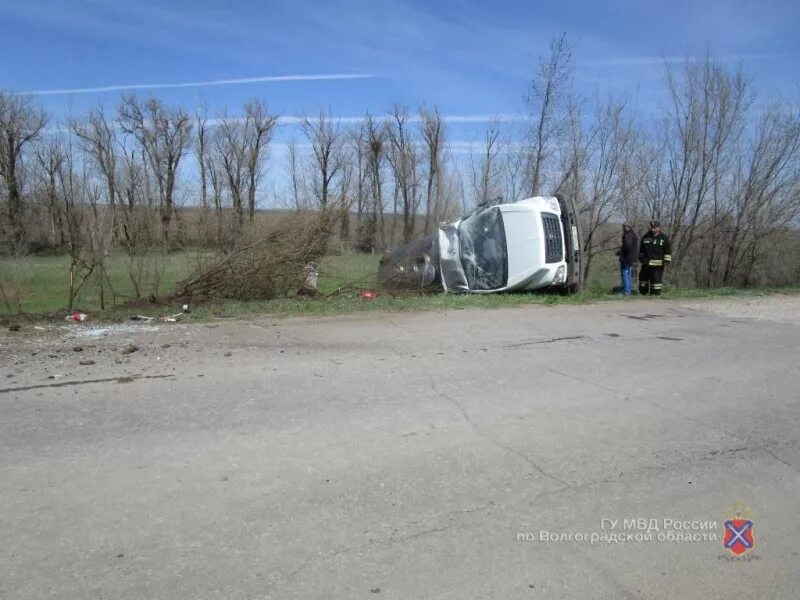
[638,220,672,296]
[617,222,638,296]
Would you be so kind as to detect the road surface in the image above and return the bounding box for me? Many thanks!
[1,295,799,599]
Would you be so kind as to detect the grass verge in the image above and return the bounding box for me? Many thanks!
[2,252,797,323]
[83,285,800,323]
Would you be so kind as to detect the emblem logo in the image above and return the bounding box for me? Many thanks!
[723,520,755,555]
[722,502,755,556]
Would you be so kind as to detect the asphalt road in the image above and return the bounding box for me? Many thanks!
[1,296,799,599]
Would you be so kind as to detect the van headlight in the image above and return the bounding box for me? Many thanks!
[554,265,566,284]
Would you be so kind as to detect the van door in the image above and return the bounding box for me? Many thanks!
[556,194,585,292]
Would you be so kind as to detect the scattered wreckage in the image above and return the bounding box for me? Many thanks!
[379,195,584,294]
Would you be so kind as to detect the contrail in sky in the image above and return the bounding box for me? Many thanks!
[16,73,377,96]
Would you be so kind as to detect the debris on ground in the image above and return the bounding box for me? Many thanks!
[160,313,185,322]
[360,290,377,300]
[68,312,88,322]
[130,307,187,323]
[297,263,319,297]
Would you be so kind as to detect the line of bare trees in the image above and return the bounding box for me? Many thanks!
[520,35,800,287]
[287,105,455,251]
[2,36,799,310]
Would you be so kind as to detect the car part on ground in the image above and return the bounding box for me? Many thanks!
[378,235,440,291]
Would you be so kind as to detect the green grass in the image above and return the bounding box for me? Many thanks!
[2,250,797,321]
[0,252,205,315]
[316,253,383,294]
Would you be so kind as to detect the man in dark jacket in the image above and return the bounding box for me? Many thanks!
[617,222,637,296]
[638,220,672,296]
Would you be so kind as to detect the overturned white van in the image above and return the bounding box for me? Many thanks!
[379,195,584,294]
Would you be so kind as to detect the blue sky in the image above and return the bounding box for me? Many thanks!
[1,0,798,143]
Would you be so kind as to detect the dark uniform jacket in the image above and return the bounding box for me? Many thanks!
[639,231,672,267]
[619,230,638,266]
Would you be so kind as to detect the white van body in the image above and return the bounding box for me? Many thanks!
[378,195,583,294]
[438,197,573,293]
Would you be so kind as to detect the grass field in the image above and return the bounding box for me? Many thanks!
[1,250,797,321]
[0,252,384,315]
[0,252,205,315]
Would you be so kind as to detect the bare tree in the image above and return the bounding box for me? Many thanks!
[470,118,503,207]
[243,101,278,220]
[349,127,368,226]
[300,109,344,212]
[337,147,355,241]
[386,106,422,243]
[0,93,47,251]
[662,57,752,272]
[721,102,800,285]
[118,95,192,246]
[559,97,638,282]
[212,112,246,225]
[502,137,527,205]
[286,138,304,210]
[46,134,96,310]
[209,102,277,226]
[419,106,445,234]
[525,33,573,195]
[195,102,210,237]
[361,113,387,251]
[445,161,468,216]
[33,134,67,247]
[631,131,670,225]
[71,104,119,240]
[205,149,229,247]
[115,137,168,298]
[118,145,149,234]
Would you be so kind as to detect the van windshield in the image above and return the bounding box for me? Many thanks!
[459,207,507,290]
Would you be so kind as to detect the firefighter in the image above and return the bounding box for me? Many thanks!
[638,220,672,296]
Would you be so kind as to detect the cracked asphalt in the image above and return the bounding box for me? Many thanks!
[1,295,799,599]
